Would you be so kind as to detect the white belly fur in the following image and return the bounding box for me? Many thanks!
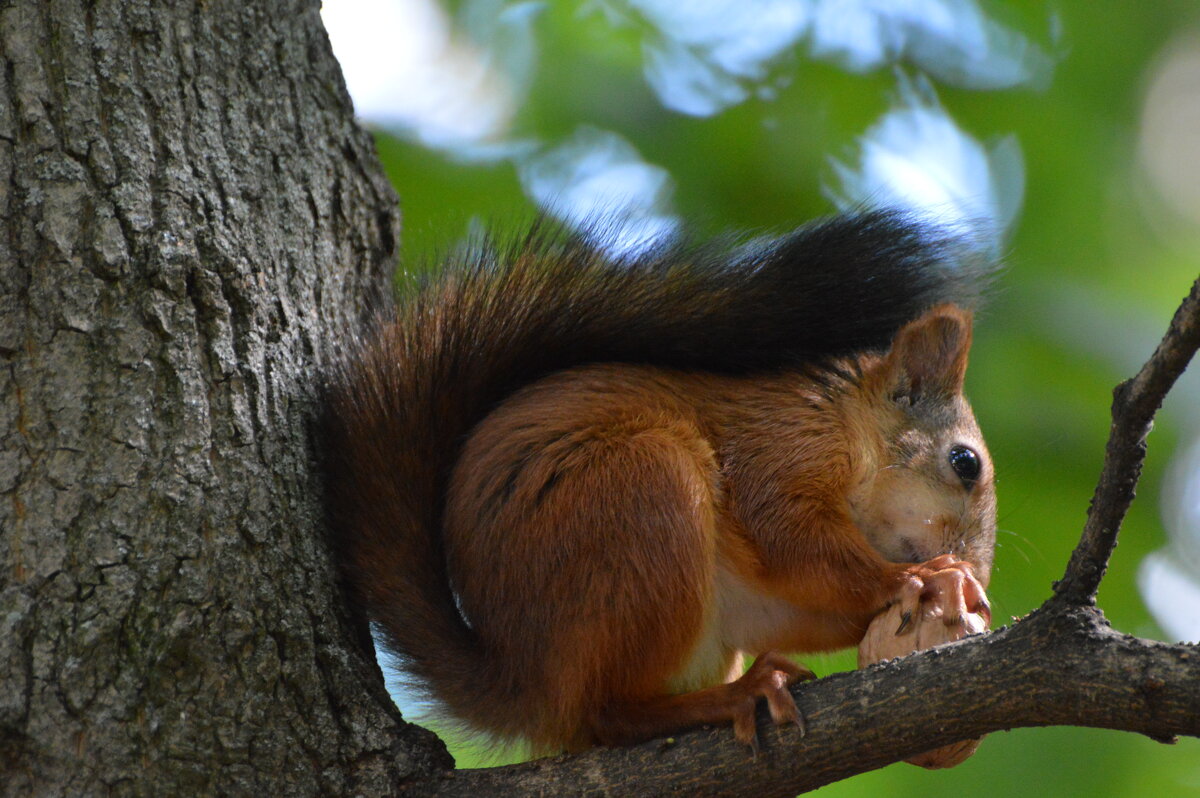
[667,566,814,693]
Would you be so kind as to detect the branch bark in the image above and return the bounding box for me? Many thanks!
[1057,274,1200,603]
[414,606,1199,797]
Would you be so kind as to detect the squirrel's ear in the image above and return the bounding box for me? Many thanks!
[882,304,973,402]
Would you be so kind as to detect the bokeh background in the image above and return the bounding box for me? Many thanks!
[321,1,1200,793]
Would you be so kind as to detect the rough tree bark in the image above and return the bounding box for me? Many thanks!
[1,1,1197,797]
[0,1,449,794]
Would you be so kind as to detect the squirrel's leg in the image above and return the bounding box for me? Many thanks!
[589,651,815,750]
[447,409,737,751]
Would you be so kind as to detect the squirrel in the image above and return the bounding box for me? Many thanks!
[319,210,998,754]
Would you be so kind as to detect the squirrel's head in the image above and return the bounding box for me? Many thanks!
[847,304,997,585]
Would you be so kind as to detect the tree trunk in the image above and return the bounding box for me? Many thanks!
[0,1,447,794]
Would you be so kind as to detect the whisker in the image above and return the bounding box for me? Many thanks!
[995,527,1039,565]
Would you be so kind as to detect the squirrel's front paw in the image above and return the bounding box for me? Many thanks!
[861,561,991,769]
[858,594,989,768]
[892,554,990,633]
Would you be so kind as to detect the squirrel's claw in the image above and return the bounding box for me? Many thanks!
[896,555,991,633]
[730,652,813,751]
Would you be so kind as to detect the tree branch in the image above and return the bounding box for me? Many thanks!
[413,606,1199,797]
[1057,274,1200,603]
[399,274,1200,796]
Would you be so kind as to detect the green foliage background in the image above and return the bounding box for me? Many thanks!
[366,1,1200,793]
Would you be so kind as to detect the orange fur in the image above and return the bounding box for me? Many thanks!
[429,304,996,751]
[320,218,998,754]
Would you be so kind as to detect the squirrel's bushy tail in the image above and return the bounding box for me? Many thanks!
[318,210,993,737]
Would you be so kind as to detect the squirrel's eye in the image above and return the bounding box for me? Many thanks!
[948,445,981,488]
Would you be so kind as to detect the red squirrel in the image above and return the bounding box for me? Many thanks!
[320,211,997,754]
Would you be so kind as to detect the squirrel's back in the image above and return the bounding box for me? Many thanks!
[319,211,993,747]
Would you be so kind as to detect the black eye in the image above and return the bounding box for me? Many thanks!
[948,445,981,488]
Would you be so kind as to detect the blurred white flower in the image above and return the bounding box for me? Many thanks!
[827,75,1023,245]
[631,0,809,115]
[618,0,1051,117]
[518,126,681,256]
[809,0,1053,90]
[1140,437,1200,642]
[322,0,531,150]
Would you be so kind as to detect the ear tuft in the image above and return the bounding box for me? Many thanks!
[883,304,973,402]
